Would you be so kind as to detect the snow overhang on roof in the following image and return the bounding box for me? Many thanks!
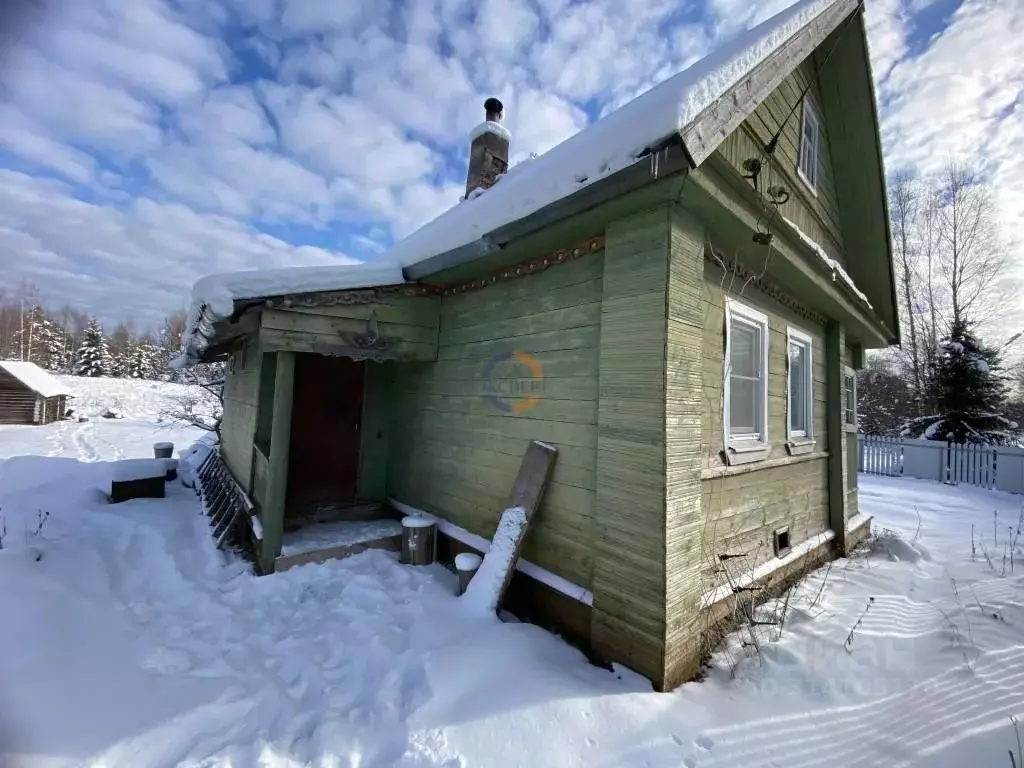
[176,0,857,367]
[0,361,73,398]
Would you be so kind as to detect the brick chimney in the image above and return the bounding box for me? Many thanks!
[465,97,510,199]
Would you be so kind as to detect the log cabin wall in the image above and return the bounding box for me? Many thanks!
[0,368,41,424]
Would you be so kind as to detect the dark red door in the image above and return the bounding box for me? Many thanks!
[286,354,365,511]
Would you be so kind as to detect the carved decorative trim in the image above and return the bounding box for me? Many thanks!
[263,283,440,311]
[438,234,605,297]
[336,311,400,360]
[705,246,828,326]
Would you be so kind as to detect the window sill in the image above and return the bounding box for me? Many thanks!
[702,450,830,480]
[844,425,859,435]
[786,439,817,456]
[724,442,772,466]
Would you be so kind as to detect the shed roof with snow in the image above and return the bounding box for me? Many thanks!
[177,0,895,365]
[0,361,73,398]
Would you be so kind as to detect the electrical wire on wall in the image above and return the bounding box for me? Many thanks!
[733,0,866,294]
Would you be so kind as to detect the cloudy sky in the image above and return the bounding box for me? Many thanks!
[0,0,1021,330]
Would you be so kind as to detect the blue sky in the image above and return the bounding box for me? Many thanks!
[0,0,1021,330]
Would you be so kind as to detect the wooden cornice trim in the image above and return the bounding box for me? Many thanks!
[433,234,605,297]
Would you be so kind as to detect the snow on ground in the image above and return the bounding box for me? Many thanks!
[2,382,1024,767]
[0,376,215,464]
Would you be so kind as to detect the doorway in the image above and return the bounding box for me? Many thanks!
[286,354,366,515]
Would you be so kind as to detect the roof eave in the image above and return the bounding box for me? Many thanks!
[404,139,693,281]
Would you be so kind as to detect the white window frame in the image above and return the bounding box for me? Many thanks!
[723,298,771,464]
[844,366,858,428]
[797,96,821,195]
[786,327,815,452]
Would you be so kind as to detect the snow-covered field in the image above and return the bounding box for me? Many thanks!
[2,379,1024,767]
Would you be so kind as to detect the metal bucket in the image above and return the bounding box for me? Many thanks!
[153,442,174,460]
[401,516,437,565]
[454,552,483,595]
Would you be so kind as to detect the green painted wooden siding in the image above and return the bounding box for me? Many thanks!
[252,447,269,510]
[700,459,829,585]
[716,59,846,268]
[259,294,440,362]
[663,208,711,686]
[697,263,832,591]
[359,362,393,501]
[388,254,603,590]
[590,207,670,685]
[701,261,829,468]
[221,341,261,492]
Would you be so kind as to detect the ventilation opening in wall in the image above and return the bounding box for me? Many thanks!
[773,527,791,558]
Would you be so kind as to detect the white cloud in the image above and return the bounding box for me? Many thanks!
[1,0,1019,336]
[259,84,437,187]
[0,170,352,328]
[0,107,96,184]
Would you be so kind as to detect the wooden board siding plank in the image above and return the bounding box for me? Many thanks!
[260,328,437,361]
[438,302,602,348]
[396,391,598,425]
[826,322,849,553]
[391,375,598,402]
[437,325,600,362]
[439,255,603,319]
[387,248,603,595]
[700,458,829,570]
[701,262,829,468]
[262,309,439,345]
[396,349,598,383]
[358,362,393,501]
[441,281,603,335]
[663,209,711,688]
[592,206,670,686]
[220,342,262,492]
[395,419,597,473]
[275,296,440,328]
[261,351,295,570]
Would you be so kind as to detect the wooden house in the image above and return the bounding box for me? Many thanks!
[176,0,896,690]
[0,361,72,425]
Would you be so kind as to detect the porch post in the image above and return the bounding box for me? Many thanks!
[261,350,295,571]
[825,321,849,554]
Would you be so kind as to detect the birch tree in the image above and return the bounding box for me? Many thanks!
[936,162,1005,328]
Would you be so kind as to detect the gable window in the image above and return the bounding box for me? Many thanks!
[724,298,770,464]
[786,327,815,454]
[844,366,857,427]
[798,97,821,193]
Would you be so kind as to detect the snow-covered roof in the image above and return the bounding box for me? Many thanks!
[0,361,73,398]
[177,0,844,366]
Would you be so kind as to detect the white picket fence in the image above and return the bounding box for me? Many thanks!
[859,435,1024,494]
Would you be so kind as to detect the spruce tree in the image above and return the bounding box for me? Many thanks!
[124,340,157,379]
[75,318,111,377]
[902,319,1018,444]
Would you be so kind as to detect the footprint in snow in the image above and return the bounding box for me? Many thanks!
[695,734,714,751]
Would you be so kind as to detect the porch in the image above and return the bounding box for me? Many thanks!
[233,289,441,573]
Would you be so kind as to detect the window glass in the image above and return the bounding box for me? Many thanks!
[728,316,764,439]
[789,340,808,435]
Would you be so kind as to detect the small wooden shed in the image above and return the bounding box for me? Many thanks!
[0,361,73,425]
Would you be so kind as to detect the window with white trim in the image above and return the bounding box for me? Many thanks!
[725,299,769,454]
[844,367,857,427]
[787,327,813,441]
[798,97,821,192]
